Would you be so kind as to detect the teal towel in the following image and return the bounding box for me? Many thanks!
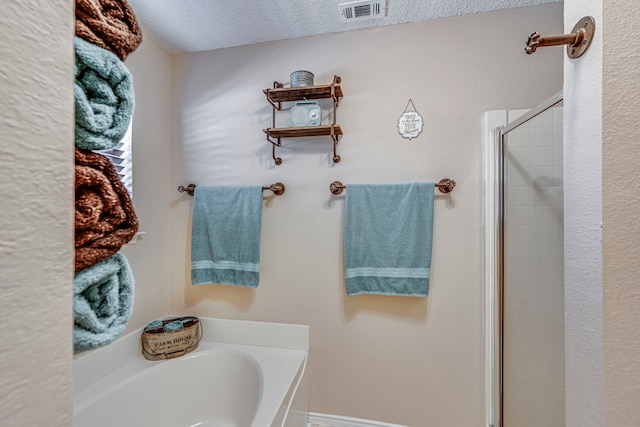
[74,36,134,151]
[191,186,263,288]
[344,183,435,297]
[73,253,134,354]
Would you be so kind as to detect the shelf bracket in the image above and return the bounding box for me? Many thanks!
[265,96,281,111]
[330,75,341,107]
[272,142,282,165]
[265,129,283,165]
[265,81,285,110]
[266,82,284,165]
[330,124,341,163]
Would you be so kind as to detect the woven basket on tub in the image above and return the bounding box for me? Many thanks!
[141,316,202,361]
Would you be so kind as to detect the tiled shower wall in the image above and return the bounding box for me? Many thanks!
[503,107,565,427]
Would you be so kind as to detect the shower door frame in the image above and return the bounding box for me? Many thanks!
[484,90,563,427]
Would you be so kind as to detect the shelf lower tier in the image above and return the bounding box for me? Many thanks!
[263,125,343,138]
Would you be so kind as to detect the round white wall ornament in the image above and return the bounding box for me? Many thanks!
[397,99,424,140]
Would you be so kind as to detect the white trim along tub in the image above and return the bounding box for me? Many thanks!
[73,317,309,427]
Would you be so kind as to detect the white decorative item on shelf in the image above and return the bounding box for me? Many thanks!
[290,101,322,127]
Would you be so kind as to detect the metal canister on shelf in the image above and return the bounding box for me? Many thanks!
[290,70,314,87]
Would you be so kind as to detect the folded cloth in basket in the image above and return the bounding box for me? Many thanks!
[343,182,435,297]
[75,148,138,272]
[74,36,134,151]
[191,186,263,288]
[75,0,143,61]
[73,253,134,354]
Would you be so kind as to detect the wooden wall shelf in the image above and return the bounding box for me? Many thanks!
[263,75,344,165]
[263,84,343,105]
[263,125,343,139]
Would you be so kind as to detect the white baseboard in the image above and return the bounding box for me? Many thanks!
[308,412,410,427]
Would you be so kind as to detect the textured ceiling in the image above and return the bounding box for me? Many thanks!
[127,0,560,53]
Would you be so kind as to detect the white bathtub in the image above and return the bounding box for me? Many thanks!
[73,318,309,427]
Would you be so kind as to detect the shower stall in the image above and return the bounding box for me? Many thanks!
[485,91,565,427]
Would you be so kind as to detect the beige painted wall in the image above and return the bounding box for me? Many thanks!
[119,35,173,332]
[169,4,563,425]
[602,2,640,425]
[565,0,640,425]
[0,1,74,426]
[563,2,604,426]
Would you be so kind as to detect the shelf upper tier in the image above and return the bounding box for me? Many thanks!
[263,83,343,103]
[263,125,343,138]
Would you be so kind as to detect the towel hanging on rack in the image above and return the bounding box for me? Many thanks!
[190,186,264,288]
[343,182,435,297]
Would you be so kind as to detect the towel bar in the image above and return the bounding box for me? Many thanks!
[178,183,286,197]
[329,178,456,195]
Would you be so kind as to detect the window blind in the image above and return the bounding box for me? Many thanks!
[96,121,133,197]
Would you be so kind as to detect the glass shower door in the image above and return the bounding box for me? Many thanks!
[502,102,564,427]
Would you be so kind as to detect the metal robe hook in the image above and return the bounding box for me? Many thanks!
[525,16,595,59]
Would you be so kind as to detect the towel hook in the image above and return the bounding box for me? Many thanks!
[525,16,595,58]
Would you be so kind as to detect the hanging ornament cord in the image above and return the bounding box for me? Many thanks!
[403,99,418,113]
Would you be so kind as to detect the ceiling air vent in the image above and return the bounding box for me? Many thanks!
[339,0,386,22]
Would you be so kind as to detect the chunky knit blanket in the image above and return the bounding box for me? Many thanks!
[75,0,142,61]
[74,36,134,151]
[75,148,138,272]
